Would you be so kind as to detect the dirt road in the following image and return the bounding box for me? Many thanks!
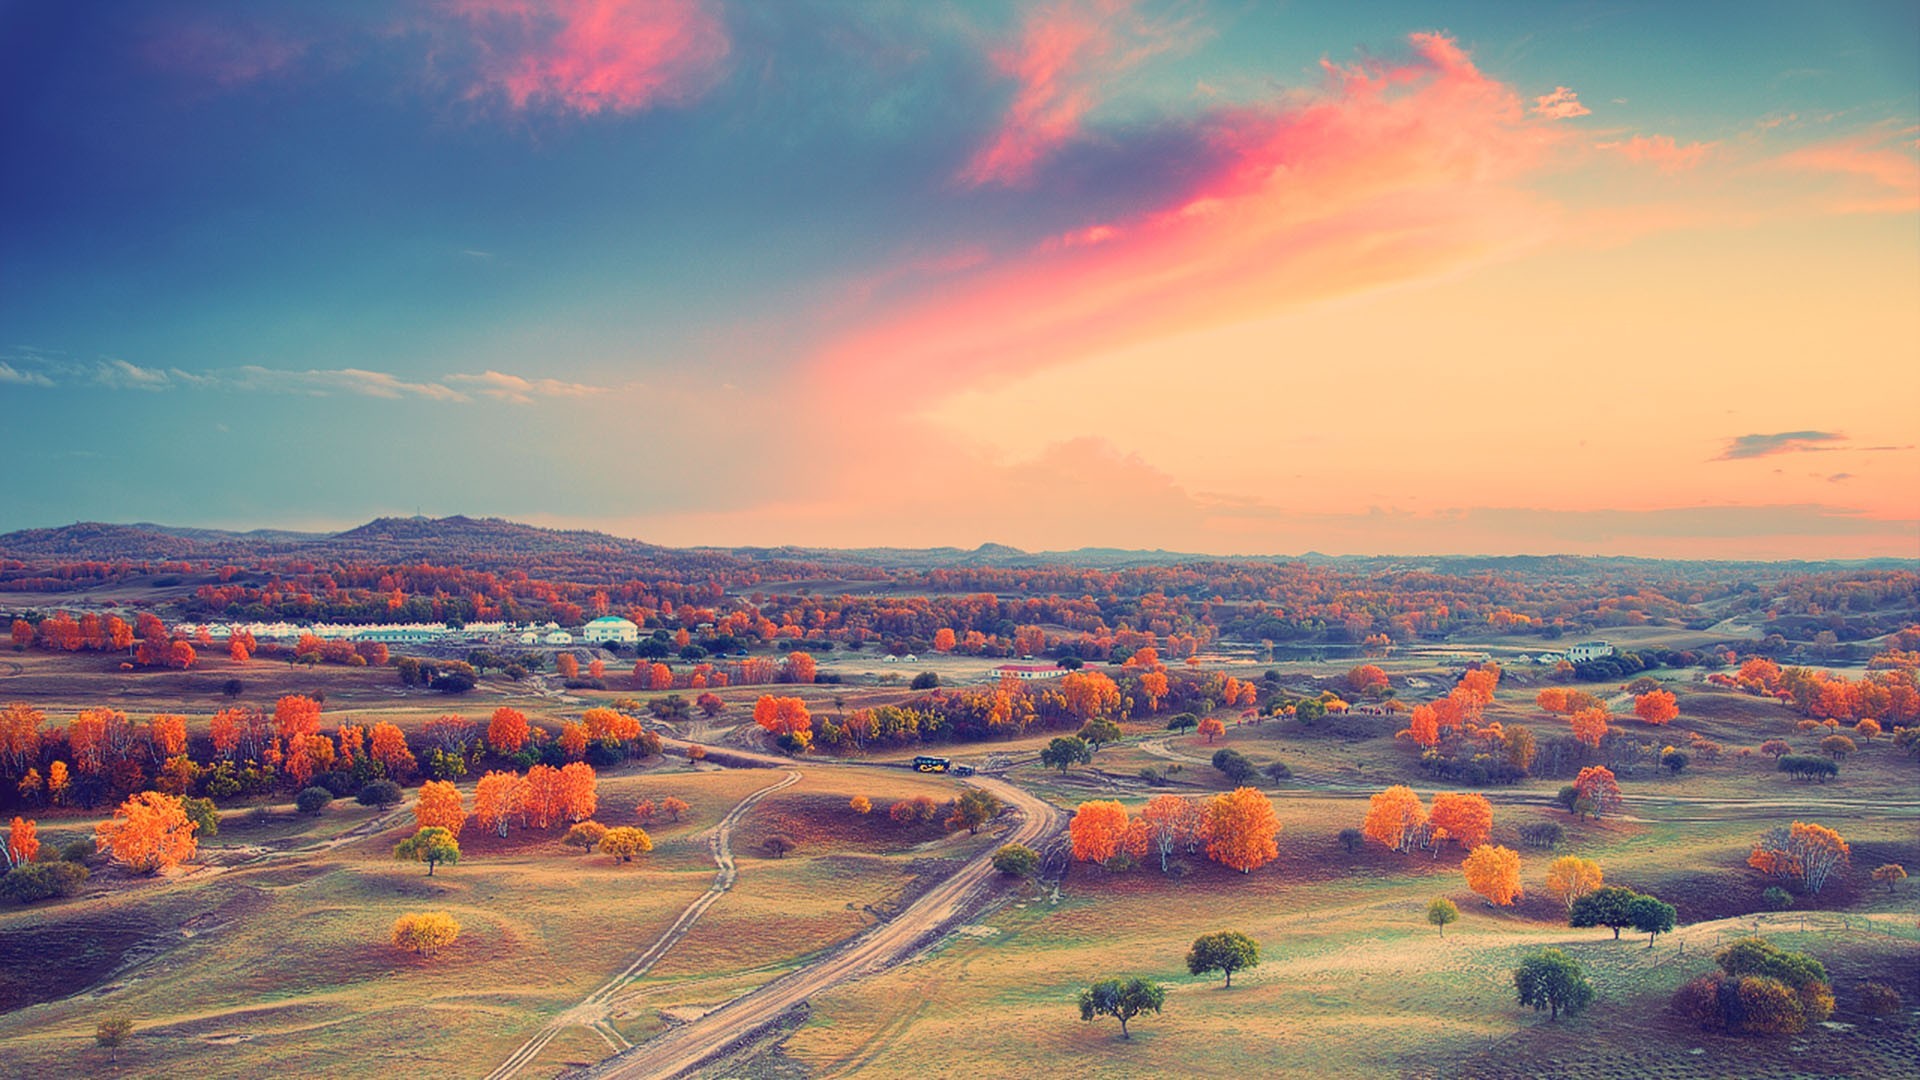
[579,771,1065,1080]
[487,769,802,1080]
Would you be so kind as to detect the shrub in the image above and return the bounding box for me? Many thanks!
[1519,822,1565,849]
[910,671,940,690]
[1337,827,1364,854]
[294,787,333,816]
[1673,938,1835,1034]
[992,843,1039,877]
[390,912,460,956]
[1859,982,1903,1019]
[762,834,796,858]
[1777,754,1838,782]
[60,839,95,863]
[358,780,404,808]
[0,861,89,903]
[1210,748,1257,786]
[1763,886,1793,910]
[1263,760,1292,782]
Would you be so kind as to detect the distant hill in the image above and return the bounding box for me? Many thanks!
[0,516,1913,576]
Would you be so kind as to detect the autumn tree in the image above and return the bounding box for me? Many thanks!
[394,826,460,875]
[487,707,529,754]
[992,842,1039,877]
[472,771,526,837]
[696,692,725,718]
[1078,977,1165,1040]
[94,792,198,873]
[1205,787,1281,874]
[947,788,1002,834]
[1427,792,1493,851]
[1187,931,1261,987]
[1346,664,1390,695]
[1571,765,1623,819]
[557,761,598,822]
[4,816,39,870]
[369,722,416,780]
[1427,896,1459,936]
[414,780,467,836]
[1544,856,1603,914]
[1196,716,1226,744]
[753,695,812,740]
[556,653,580,679]
[1748,822,1850,895]
[1059,670,1122,722]
[783,651,817,684]
[1362,786,1427,853]
[1872,863,1907,894]
[1633,689,1679,726]
[1070,800,1136,868]
[933,628,957,652]
[1462,844,1523,906]
[660,796,690,822]
[1569,707,1609,749]
[600,826,653,862]
[1514,949,1592,1020]
[564,821,609,852]
[522,764,566,828]
[849,795,872,815]
[1139,794,1205,872]
[391,911,460,956]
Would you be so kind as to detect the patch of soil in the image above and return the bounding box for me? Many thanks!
[0,918,163,1013]
[734,792,951,858]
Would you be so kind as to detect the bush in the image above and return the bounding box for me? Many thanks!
[910,671,940,690]
[992,843,1039,877]
[1777,754,1838,782]
[60,839,95,863]
[1763,886,1793,910]
[1337,827,1363,854]
[1211,748,1257,786]
[295,787,333,815]
[357,780,404,809]
[1519,822,1564,849]
[1263,760,1292,782]
[1859,982,1903,1019]
[0,861,89,903]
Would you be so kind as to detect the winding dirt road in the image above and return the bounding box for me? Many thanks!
[487,769,803,1080]
[578,770,1064,1080]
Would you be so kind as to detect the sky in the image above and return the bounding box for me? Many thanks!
[2,0,1917,560]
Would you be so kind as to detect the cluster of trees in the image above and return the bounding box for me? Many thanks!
[1747,822,1850,896]
[2,789,218,899]
[1672,938,1834,1035]
[12,611,197,669]
[1078,929,1263,1040]
[1360,787,1494,856]
[1568,886,1677,946]
[1069,790,1281,875]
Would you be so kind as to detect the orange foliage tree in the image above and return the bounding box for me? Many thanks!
[556,653,580,679]
[472,771,526,837]
[0,703,45,775]
[1462,844,1523,906]
[414,780,467,836]
[1059,670,1122,722]
[558,762,598,822]
[1404,704,1441,748]
[1347,665,1390,694]
[1572,765,1623,819]
[148,714,188,759]
[783,651,817,684]
[1633,690,1678,726]
[1569,707,1609,749]
[3,816,37,869]
[1138,794,1206,871]
[1070,800,1136,868]
[523,764,565,828]
[1204,787,1281,874]
[1362,785,1427,853]
[752,696,812,738]
[1427,792,1493,851]
[369,722,416,780]
[933,628,957,652]
[1197,717,1226,744]
[488,707,530,753]
[1748,822,1850,895]
[95,791,198,873]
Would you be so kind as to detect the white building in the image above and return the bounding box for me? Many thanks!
[581,615,640,645]
[544,630,575,646]
[994,663,1067,681]
[1565,641,1614,663]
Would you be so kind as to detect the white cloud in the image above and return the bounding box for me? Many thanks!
[1532,86,1590,120]
[0,361,55,387]
[63,359,609,405]
[93,358,173,390]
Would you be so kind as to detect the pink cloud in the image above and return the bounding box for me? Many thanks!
[446,0,729,115]
[1598,134,1715,172]
[1532,86,1590,120]
[825,32,1566,396]
[1776,134,1920,213]
[960,0,1190,187]
[144,21,306,87]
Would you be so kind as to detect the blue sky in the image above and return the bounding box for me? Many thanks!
[3,2,1916,556]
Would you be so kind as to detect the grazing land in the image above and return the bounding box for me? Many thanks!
[1,518,1916,1077]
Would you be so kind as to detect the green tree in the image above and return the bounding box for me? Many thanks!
[295,786,333,816]
[394,826,460,876]
[1079,718,1122,752]
[1166,713,1197,733]
[1627,894,1677,949]
[1210,748,1256,786]
[1078,977,1166,1039]
[1041,736,1093,774]
[992,842,1039,878]
[358,780,404,808]
[1514,948,1593,1020]
[1427,897,1460,936]
[180,796,220,838]
[1338,827,1364,854]
[1569,885,1639,940]
[947,788,1002,835]
[1186,931,1261,988]
[95,1015,133,1063]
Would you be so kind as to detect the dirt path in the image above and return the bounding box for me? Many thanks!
[579,771,1065,1080]
[486,769,803,1080]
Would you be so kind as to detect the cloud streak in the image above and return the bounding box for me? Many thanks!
[8,357,605,405]
[445,0,730,116]
[1714,430,1846,460]
[1532,86,1590,119]
[1598,134,1714,172]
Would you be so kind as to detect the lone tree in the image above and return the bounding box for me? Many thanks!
[1872,863,1907,894]
[601,826,653,862]
[394,826,460,876]
[1078,977,1166,1039]
[947,788,1002,834]
[1427,897,1460,936]
[992,843,1039,878]
[1078,718,1122,752]
[390,911,461,957]
[1338,827,1364,854]
[1628,894,1678,949]
[1514,948,1593,1020]
[95,1015,134,1062]
[1569,885,1640,940]
[1186,931,1261,988]
[1041,736,1093,774]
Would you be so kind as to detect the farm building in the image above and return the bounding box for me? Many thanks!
[1564,641,1614,663]
[544,630,574,646]
[994,663,1067,681]
[581,615,640,645]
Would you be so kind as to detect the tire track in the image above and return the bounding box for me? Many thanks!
[486,769,801,1080]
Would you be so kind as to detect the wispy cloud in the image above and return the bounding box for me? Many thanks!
[1775,130,1920,213]
[1532,86,1590,120]
[959,0,1197,187]
[142,19,307,88]
[445,0,731,116]
[1598,134,1714,172]
[5,355,606,405]
[0,362,55,387]
[1714,430,1845,460]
